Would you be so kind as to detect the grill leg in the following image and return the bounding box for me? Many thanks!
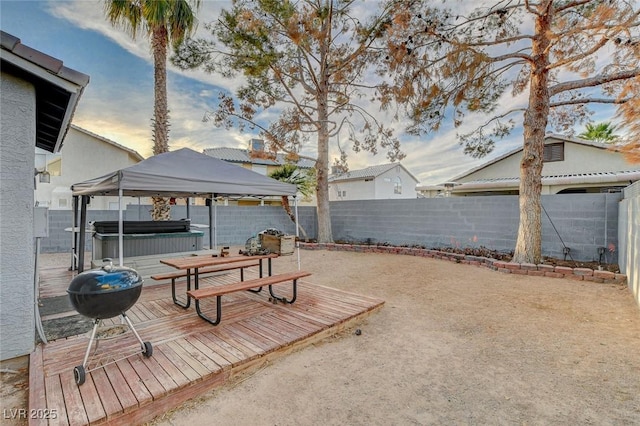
[82,319,101,368]
[121,313,144,347]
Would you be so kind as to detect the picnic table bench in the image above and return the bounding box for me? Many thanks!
[187,270,312,325]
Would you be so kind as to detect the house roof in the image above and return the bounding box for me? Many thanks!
[1,31,89,153]
[203,147,315,169]
[329,163,419,183]
[452,170,640,190]
[450,134,621,182]
[70,125,144,162]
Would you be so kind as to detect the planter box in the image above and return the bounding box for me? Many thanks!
[260,234,295,255]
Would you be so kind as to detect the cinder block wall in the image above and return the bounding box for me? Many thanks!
[329,194,621,264]
[618,182,639,307]
[40,194,618,264]
[40,205,318,253]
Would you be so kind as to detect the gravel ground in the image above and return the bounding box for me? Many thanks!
[3,249,639,426]
[152,248,640,426]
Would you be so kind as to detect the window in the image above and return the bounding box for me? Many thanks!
[58,198,68,208]
[394,177,402,194]
[35,152,62,176]
[252,164,268,175]
[543,143,564,162]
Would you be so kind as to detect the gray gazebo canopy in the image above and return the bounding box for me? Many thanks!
[70,148,299,271]
[71,147,298,198]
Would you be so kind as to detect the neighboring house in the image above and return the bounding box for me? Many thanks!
[1,31,89,360]
[418,134,640,197]
[35,125,145,210]
[329,163,419,201]
[203,138,316,206]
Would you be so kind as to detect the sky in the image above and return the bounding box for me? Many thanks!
[0,0,625,186]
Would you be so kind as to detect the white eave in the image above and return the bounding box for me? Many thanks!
[443,170,640,191]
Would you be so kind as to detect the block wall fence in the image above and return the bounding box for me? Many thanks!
[41,193,620,266]
[618,182,639,308]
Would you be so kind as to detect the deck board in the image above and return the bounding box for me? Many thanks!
[76,374,106,424]
[102,363,138,414]
[88,368,122,418]
[29,264,384,425]
[43,375,68,426]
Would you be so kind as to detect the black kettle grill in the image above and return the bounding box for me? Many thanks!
[67,259,152,385]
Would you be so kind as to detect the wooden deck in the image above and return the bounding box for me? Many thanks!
[31,264,384,425]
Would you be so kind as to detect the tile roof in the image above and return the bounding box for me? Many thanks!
[1,31,89,153]
[203,147,315,168]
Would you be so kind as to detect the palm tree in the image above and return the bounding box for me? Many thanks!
[105,0,200,220]
[578,122,620,144]
[269,164,315,241]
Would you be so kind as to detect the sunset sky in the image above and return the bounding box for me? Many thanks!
[0,0,623,185]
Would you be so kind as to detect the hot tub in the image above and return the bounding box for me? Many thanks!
[92,220,203,258]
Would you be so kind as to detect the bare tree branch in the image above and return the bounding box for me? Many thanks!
[550,69,640,95]
[550,97,630,107]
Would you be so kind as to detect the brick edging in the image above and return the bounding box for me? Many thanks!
[299,242,627,285]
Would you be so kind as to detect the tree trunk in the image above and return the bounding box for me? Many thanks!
[316,127,333,243]
[512,5,552,264]
[281,196,309,240]
[315,5,334,244]
[150,25,171,220]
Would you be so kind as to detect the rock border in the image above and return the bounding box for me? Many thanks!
[299,242,628,285]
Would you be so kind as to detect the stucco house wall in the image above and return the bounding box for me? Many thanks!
[329,163,419,201]
[330,178,376,201]
[1,30,88,361]
[459,137,634,183]
[419,135,639,197]
[374,165,418,199]
[35,126,144,210]
[0,71,37,360]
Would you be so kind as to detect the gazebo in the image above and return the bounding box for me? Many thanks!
[71,148,299,272]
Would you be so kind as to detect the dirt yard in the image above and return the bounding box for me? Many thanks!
[148,248,640,425]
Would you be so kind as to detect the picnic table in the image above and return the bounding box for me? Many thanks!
[159,253,278,308]
[159,252,311,325]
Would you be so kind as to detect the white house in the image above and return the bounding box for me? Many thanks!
[35,125,145,210]
[418,134,640,197]
[1,31,89,360]
[329,163,419,201]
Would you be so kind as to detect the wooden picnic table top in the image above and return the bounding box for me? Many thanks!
[160,253,278,270]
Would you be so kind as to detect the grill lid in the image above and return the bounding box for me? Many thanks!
[67,260,142,295]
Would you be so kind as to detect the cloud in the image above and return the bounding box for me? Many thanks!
[47,0,626,188]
